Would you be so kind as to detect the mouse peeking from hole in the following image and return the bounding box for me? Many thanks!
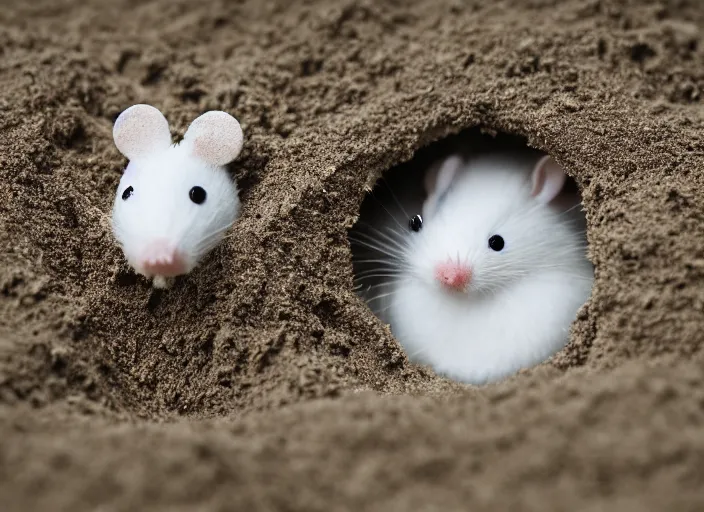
[350,138,594,385]
[111,104,244,289]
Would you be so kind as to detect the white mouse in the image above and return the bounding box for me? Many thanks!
[110,104,244,288]
[383,148,594,385]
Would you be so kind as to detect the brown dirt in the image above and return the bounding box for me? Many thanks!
[1,0,703,510]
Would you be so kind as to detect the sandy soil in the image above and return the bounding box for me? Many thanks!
[1,0,703,510]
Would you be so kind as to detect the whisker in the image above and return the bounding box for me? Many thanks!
[352,223,409,255]
[193,221,235,247]
[348,237,405,261]
[364,289,402,303]
[374,302,396,316]
[379,176,412,220]
[408,347,428,359]
[354,270,406,280]
[556,202,584,217]
[351,257,406,266]
[368,189,411,234]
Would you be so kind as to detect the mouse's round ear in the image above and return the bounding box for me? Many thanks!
[182,111,244,167]
[113,104,172,161]
[422,154,463,219]
[531,155,567,204]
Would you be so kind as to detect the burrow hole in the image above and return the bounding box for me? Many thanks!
[348,128,593,386]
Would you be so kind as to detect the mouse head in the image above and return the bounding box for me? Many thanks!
[407,153,579,296]
[110,104,243,284]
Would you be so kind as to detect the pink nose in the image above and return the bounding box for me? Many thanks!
[139,239,187,277]
[434,262,471,291]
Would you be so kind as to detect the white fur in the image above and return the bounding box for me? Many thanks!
[111,142,240,280]
[386,150,593,385]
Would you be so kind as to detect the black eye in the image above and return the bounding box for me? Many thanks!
[409,214,423,232]
[121,186,133,200]
[488,235,505,251]
[189,186,207,204]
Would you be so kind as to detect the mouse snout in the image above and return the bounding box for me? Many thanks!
[434,261,472,291]
[139,238,187,277]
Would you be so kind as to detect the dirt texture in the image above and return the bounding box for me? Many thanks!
[1,0,703,510]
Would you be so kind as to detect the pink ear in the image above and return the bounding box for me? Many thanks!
[531,155,567,204]
[113,104,172,161]
[183,111,244,167]
[422,154,463,218]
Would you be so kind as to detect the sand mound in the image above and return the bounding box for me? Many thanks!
[1,0,703,510]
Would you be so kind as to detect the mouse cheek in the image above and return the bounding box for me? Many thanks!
[123,161,137,178]
[111,212,130,254]
[114,240,144,276]
[112,217,149,274]
[122,238,145,271]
